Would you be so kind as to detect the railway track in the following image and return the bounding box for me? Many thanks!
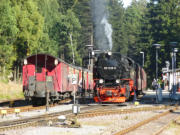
[0,98,72,115]
[0,98,24,104]
[0,105,102,132]
[113,106,179,135]
[73,105,174,119]
[153,114,180,135]
[0,104,177,132]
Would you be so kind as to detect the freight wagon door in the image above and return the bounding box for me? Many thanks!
[36,64,55,89]
[35,64,46,93]
[61,63,68,92]
[36,64,46,81]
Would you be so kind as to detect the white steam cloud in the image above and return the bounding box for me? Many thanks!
[91,0,113,51]
[101,16,113,50]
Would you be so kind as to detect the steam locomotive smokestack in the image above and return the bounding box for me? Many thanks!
[91,0,113,50]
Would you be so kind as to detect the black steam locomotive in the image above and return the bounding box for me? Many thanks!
[93,51,147,103]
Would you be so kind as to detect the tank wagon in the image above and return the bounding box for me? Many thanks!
[92,51,147,103]
[22,53,93,105]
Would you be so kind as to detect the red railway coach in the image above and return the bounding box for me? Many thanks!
[22,54,93,105]
[136,66,147,93]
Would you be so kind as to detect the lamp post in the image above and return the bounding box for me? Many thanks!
[69,33,75,64]
[140,51,144,96]
[153,43,161,103]
[165,61,170,91]
[173,48,178,90]
[85,45,93,71]
[170,42,178,99]
[153,44,161,80]
[140,51,144,67]
[165,61,170,72]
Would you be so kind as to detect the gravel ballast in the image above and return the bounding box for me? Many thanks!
[1,110,167,135]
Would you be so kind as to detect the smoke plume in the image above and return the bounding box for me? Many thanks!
[91,0,113,50]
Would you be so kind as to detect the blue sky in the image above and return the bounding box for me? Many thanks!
[122,0,150,7]
[122,0,132,7]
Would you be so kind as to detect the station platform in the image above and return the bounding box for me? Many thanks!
[140,90,180,104]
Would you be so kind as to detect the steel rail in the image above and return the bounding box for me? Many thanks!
[0,98,71,115]
[0,105,177,132]
[0,105,102,132]
[72,105,174,119]
[153,113,180,135]
[0,98,24,104]
[113,107,178,135]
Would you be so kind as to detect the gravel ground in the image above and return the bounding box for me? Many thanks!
[127,112,180,135]
[0,102,161,122]
[160,126,180,135]
[160,120,180,135]
[79,110,165,135]
[1,126,105,135]
[1,110,167,135]
[0,104,75,122]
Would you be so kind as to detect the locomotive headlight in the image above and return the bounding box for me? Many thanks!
[54,59,58,65]
[107,51,112,56]
[24,59,27,65]
[116,79,120,84]
[99,79,104,84]
[91,51,95,56]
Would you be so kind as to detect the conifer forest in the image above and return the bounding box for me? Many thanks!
[0,0,180,86]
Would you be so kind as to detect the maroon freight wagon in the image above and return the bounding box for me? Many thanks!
[22,54,93,104]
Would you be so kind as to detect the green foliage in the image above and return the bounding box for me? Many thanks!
[58,0,78,13]
[36,0,82,65]
[0,0,83,79]
[11,0,44,58]
[73,0,93,58]
[49,9,81,64]
[35,0,61,56]
[108,0,180,86]
[108,0,127,54]
[141,0,180,85]
[1,0,180,87]
[0,0,18,75]
[124,0,147,59]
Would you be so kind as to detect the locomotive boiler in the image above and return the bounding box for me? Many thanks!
[93,51,147,103]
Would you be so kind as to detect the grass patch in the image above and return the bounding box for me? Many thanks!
[0,81,24,101]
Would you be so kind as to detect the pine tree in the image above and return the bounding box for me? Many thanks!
[124,0,147,61]
[108,0,127,54]
[73,0,93,58]
[11,0,44,58]
[0,0,18,76]
[143,0,180,84]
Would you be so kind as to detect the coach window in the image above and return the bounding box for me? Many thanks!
[36,64,43,73]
